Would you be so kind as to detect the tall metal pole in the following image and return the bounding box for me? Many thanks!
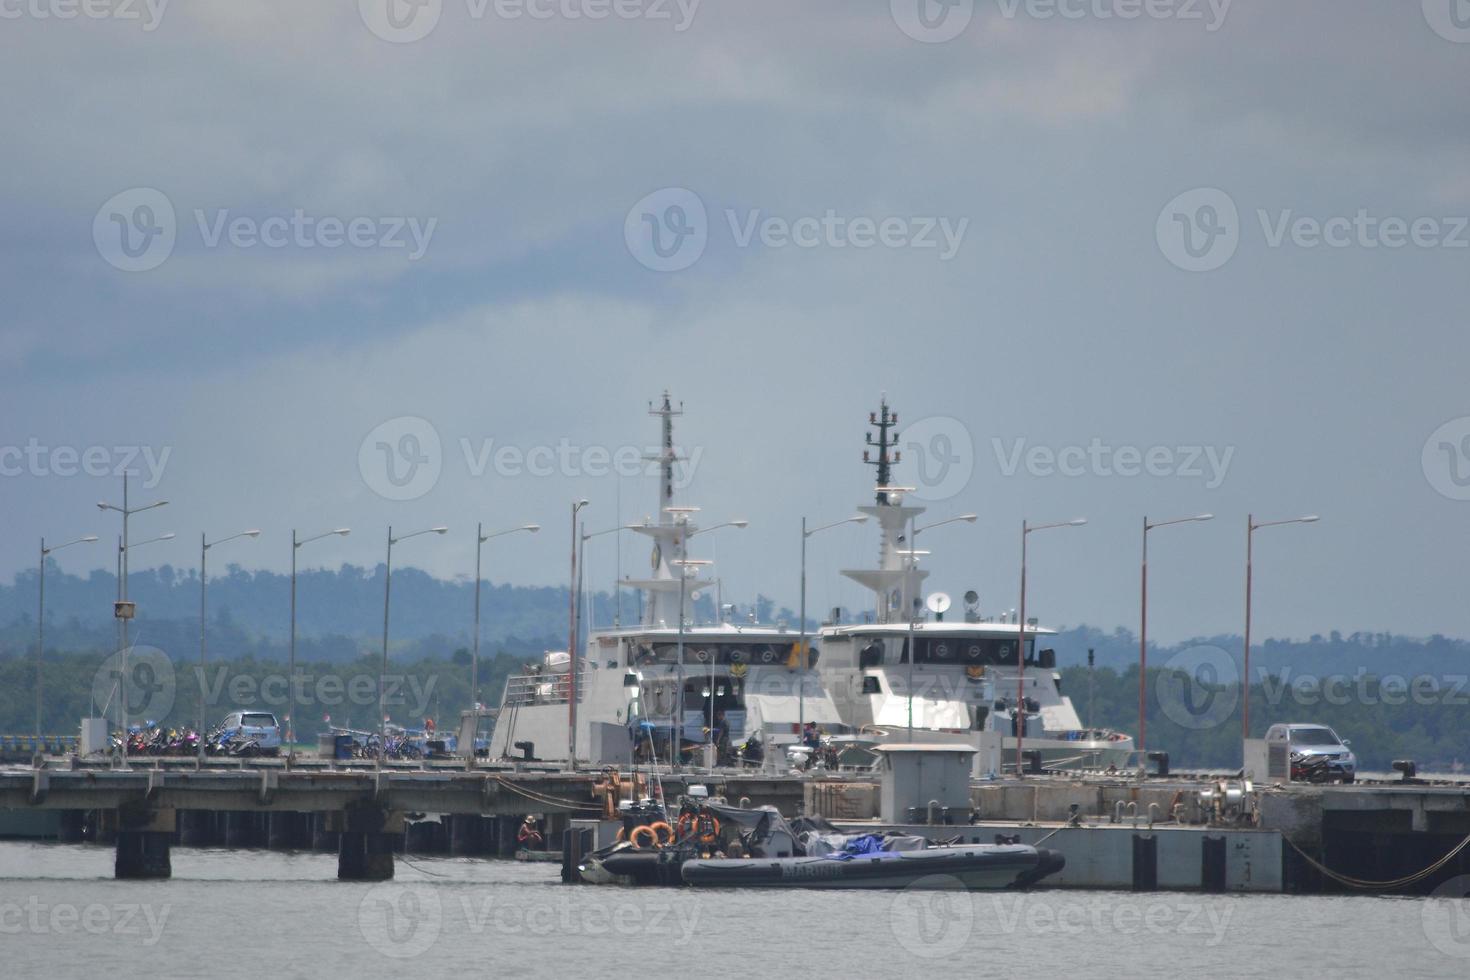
[120,475,130,739]
[289,530,297,757]
[906,513,917,743]
[567,502,581,770]
[1139,516,1148,755]
[1243,514,1253,741]
[675,543,687,773]
[1016,520,1028,777]
[798,516,807,732]
[199,532,207,755]
[36,539,45,745]
[472,522,483,714]
[379,526,393,770]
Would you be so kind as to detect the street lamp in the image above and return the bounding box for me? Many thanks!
[1243,514,1319,740]
[379,525,448,768]
[900,514,978,741]
[1016,518,1086,776]
[566,500,590,770]
[36,534,98,749]
[200,529,260,758]
[799,515,868,731]
[98,476,168,741]
[578,523,645,635]
[1139,514,1212,753]
[291,528,350,759]
[474,523,539,716]
[687,520,747,765]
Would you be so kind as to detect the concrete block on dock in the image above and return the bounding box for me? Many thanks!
[804,781,879,820]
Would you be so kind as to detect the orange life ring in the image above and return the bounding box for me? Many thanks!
[677,812,721,843]
[630,825,658,848]
[648,821,674,845]
[615,827,627,843]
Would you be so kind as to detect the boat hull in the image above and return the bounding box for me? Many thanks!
[681,844,1062,890]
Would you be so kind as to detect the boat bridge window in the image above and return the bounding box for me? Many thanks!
[861,675,882,695]
[629,642,811,668]
[895,637,1036,666]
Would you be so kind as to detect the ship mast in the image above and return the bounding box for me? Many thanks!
[843,398,927,624]
[626,391,701,628]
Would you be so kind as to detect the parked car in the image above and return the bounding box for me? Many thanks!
[218,711,283,756]
[1266,723,1356,783]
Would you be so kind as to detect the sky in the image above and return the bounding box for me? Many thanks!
[3,0,1470,644]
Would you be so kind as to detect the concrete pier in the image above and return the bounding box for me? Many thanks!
[332,807,402,881]
[112,807,175,879]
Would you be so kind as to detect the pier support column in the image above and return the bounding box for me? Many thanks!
[224,810,258,848]
[113,807,175,880]
[494,815,517,857]
[269,811,302,850]
[330,807,403,881]
[449,815,483,856]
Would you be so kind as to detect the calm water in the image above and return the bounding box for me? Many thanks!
[1,842,1464,979]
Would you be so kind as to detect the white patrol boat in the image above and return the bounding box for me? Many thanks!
[814,400,1135,773]
[488,392,845,767]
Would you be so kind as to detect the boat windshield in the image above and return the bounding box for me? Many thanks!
[629,641,811,668]
[891,636,1035,666]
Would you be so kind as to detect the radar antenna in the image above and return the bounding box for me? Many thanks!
[862,397,900,506]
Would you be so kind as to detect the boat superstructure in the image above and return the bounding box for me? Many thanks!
[489,392,844,767]
[815,400,1135,772]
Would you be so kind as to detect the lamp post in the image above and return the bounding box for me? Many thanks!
[200,529,261,759]
[799,515,868,731]
[379,525,448,768]
[1243,514,1319,740]
[1139,514,1212,753]
[112,532,174,742]
[688,520,747,762]
[474,523,539,714]
[36,535,98,747]
[1016,518,1086,776]
[291,528,350,761]
[899,514,978,742]
[566,500,590,770]
[98,476,168,742]
[580,523,645,635]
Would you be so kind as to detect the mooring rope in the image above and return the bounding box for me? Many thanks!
[488,775,603,812]
[1281,830,1470,890]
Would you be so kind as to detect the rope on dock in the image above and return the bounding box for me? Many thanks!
[1281,830,1470,890]
[488,775,604,812]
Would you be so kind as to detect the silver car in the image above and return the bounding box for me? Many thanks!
[221,710,283,755]
[1267,723,1356,783]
